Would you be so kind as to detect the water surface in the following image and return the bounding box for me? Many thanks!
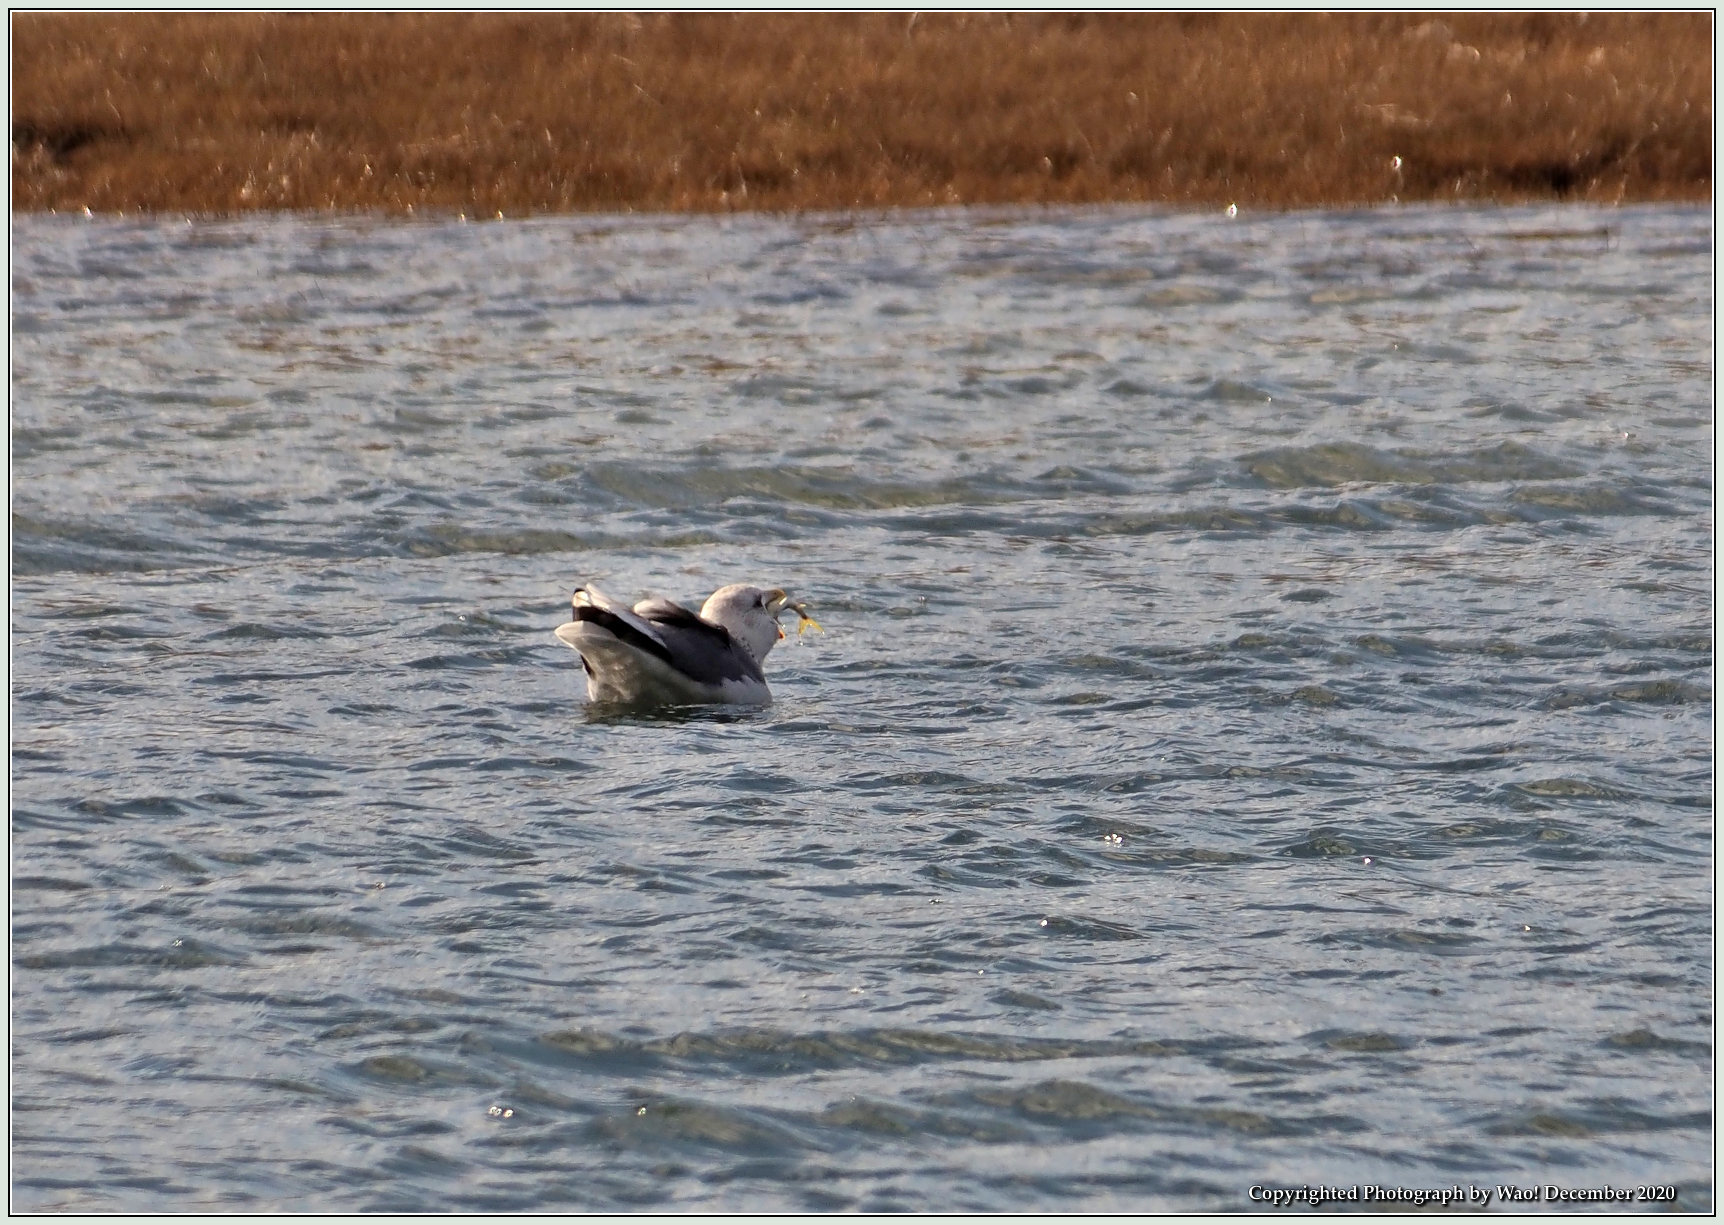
[11,204,1712,1211]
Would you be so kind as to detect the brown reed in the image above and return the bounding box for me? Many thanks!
[11,12,1712,216]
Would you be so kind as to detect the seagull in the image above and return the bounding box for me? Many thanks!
[553,582,821,706]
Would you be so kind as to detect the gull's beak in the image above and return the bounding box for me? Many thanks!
[765,589,823,635]
[765,589,790,639]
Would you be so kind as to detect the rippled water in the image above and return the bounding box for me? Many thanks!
[11,204,1712,1212]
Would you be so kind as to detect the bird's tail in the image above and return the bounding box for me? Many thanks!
[567,584,670,657]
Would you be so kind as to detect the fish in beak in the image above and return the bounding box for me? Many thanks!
[766,589,824,637]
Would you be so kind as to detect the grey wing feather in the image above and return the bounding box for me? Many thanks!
[632,598,765,686]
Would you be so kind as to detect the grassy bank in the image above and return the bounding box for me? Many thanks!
[12,12,1712,216]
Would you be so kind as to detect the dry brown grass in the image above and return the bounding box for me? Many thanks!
[11,12,1712,216]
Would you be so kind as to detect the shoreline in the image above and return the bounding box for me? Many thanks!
[18,197,1707,226]
[13,14,1711,217]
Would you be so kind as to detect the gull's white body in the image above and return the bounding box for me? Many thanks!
[553,583,793,706]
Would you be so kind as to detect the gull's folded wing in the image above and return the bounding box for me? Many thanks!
[632,597,766,687]
[566,585,669,656]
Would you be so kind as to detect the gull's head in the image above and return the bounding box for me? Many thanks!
[700,584,821,662]
[700,584,788,662]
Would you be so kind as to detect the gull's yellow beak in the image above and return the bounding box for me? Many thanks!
[765,589,790,640]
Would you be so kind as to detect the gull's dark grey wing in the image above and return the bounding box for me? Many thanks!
[632,598,766,687]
